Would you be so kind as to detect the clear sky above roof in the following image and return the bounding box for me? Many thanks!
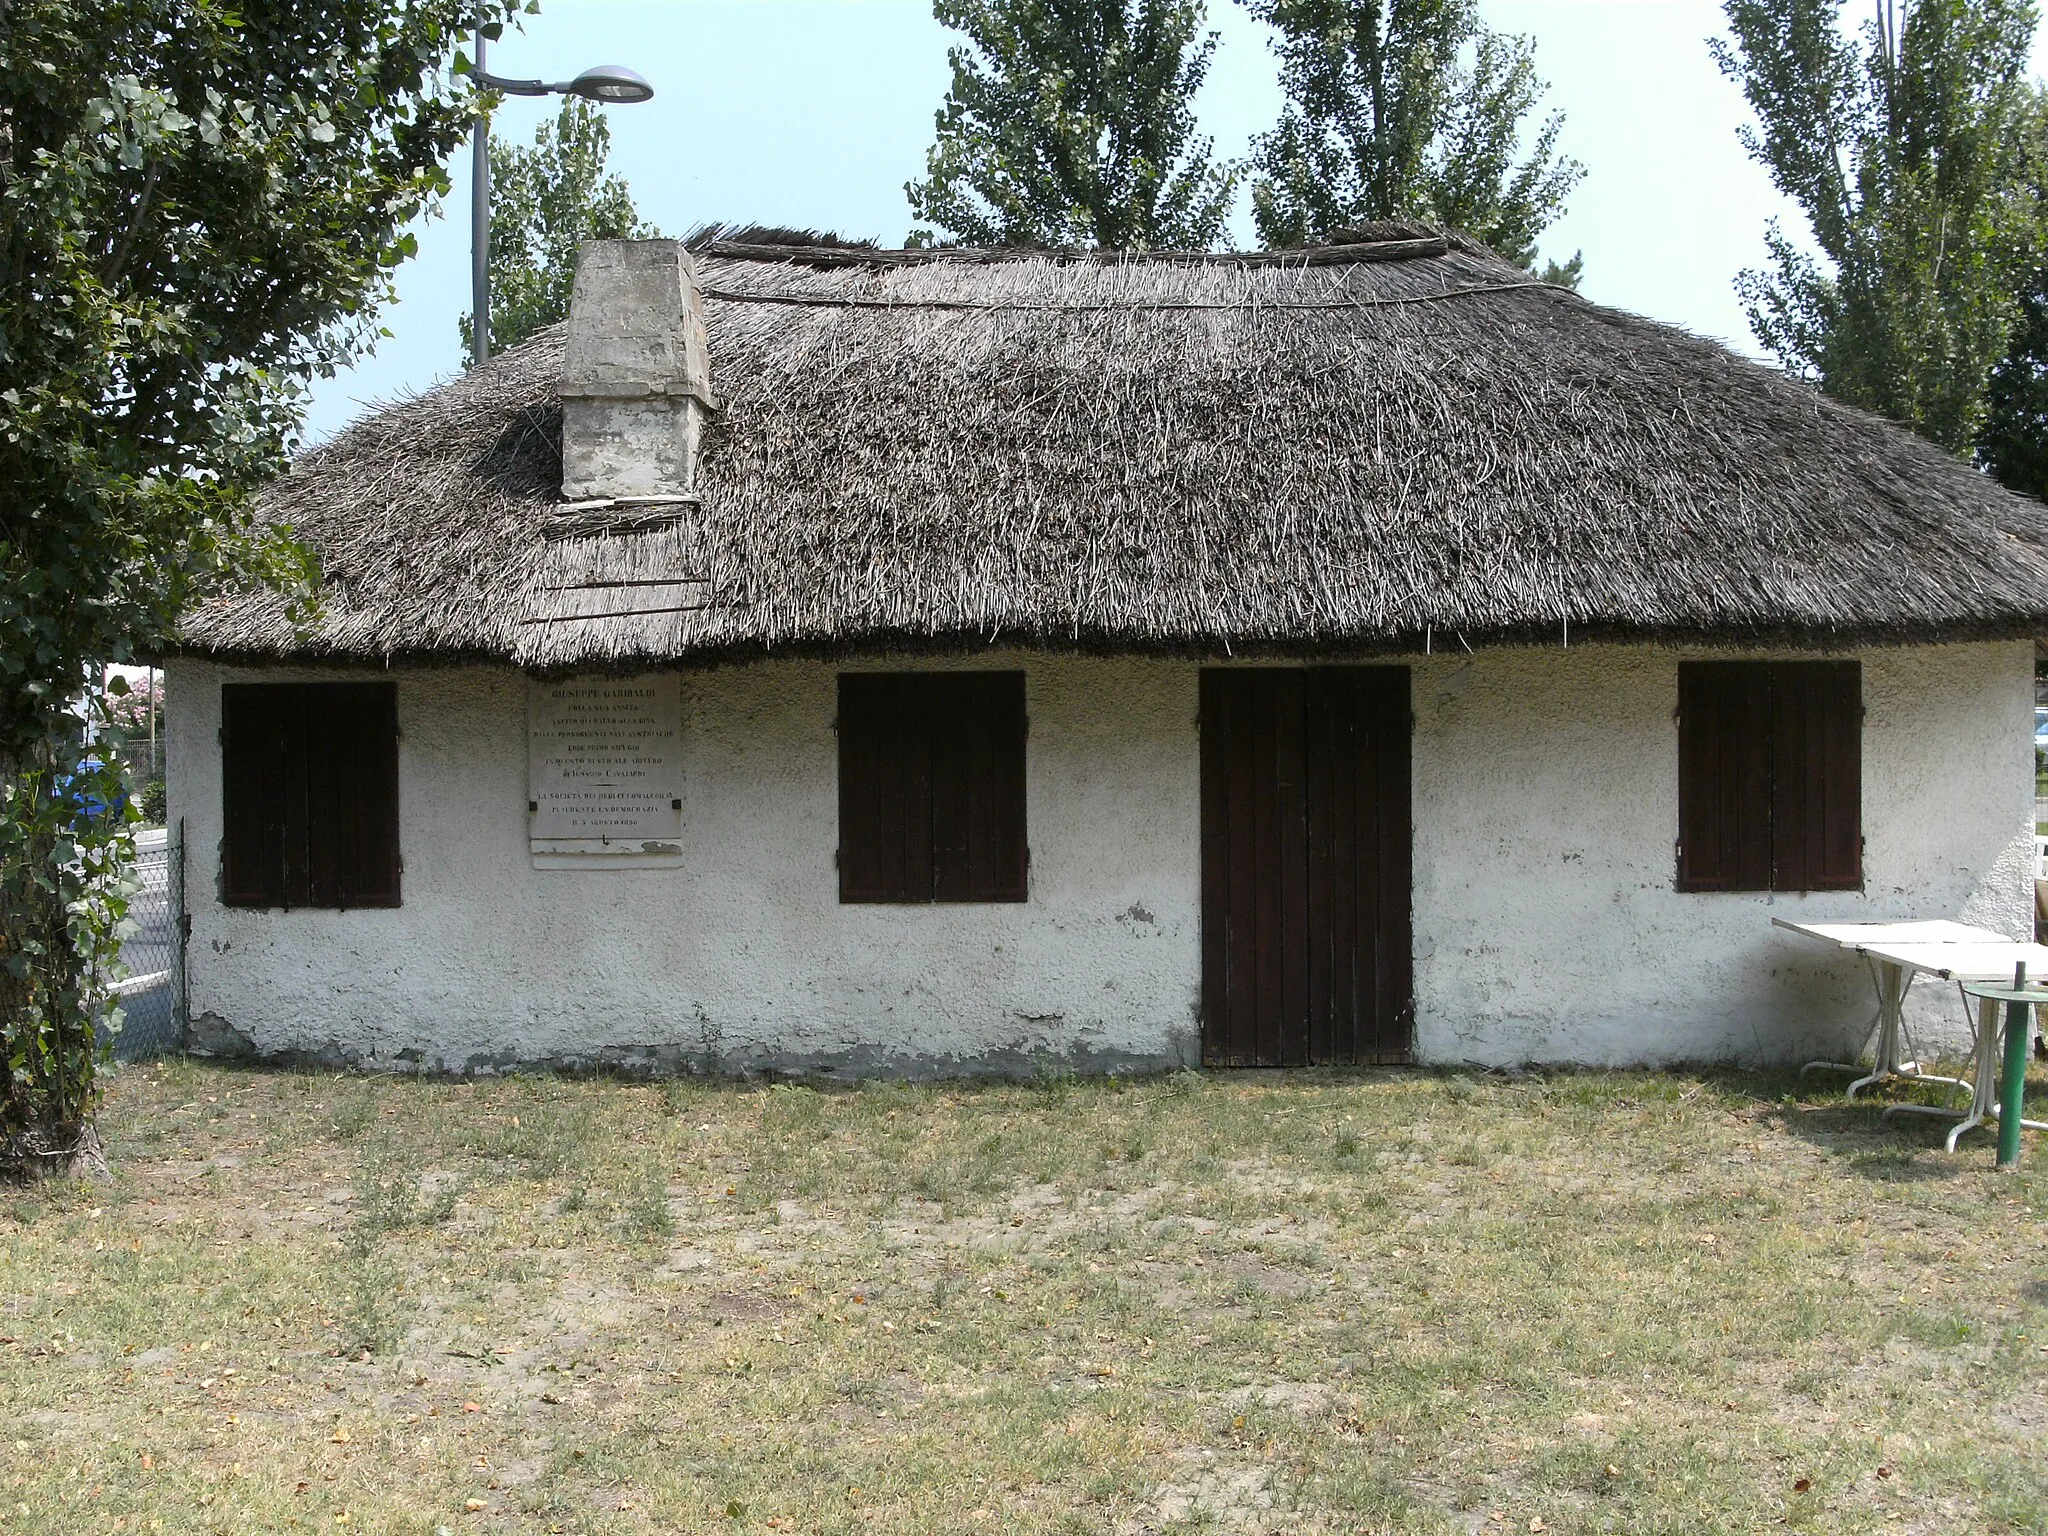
[297,0,2048,446]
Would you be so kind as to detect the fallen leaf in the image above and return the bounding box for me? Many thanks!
[1876,1466,1892,1480]
[1530,1519,1548,1533]
[463,1497,487,1512]
[328,1428,351,1444]
[1793,1478,1812,1493]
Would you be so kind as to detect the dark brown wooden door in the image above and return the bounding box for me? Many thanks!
[1200,667,1412,1066]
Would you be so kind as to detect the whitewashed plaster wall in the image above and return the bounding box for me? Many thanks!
[164,640,2033,1075]
[1407,641,2032,1067]
[166,653,1204,1076]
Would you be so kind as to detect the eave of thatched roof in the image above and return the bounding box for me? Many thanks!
[176,225,2048,669]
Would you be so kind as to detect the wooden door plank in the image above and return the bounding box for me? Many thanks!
[1199,671,1232,1065]
[1274,670,1310,1066]
[1303,676,1336,1065]
[1245,671,1277,1073]
[1350,675,1378,1064]
[1341,671,1373,1065]
[1223,673,1262,1065]
[1368,668,1414,1062]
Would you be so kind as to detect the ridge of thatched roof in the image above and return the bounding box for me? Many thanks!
[178,227,2048,669]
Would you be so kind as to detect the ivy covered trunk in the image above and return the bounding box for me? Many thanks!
[0,744,129,1181]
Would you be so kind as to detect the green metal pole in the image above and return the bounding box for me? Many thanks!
[1999,990,2031,1171]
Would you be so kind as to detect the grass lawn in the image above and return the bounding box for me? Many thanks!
[3,1061,2046,1535]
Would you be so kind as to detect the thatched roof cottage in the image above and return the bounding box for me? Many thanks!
[164,226,2048,1073]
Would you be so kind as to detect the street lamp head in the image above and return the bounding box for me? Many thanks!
[567,65,654,104]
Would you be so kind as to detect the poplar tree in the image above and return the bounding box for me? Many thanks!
[906,0,1238,251]
[459,97,657,359]
[1243,0,1583,275]
[1979,262,2048,496]
[1713,0,2044,453]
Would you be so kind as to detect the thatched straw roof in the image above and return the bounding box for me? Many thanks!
[179,224,2048,668]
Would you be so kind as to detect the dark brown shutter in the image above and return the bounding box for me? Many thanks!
[220,682,399,909]
[221,685,292,906]
[311,684,401,908]
[1771,660,1861,892]
[931,672,1027,902]
[841,672,1027,904]
[838,673,927,902]
[1676,662,1774,892]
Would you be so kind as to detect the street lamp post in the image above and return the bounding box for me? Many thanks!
[469,31,654,368]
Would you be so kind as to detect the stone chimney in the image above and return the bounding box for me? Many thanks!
[558,240,716,500]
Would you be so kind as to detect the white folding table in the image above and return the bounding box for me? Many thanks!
[1773,919,2010,1098]
[1847,940,2048,1151]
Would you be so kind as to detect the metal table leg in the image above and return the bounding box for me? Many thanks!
[1843,962,1907,1098]
[1886,994,2047,1148]
[1805,959,1974,1097]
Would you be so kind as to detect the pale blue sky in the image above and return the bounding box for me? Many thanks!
[299,0,2045,444]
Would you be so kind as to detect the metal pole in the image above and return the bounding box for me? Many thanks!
[2000,962,2031,1170]
[470,26,491,368]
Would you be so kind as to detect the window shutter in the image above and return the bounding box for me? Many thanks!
[221,682,399,909]
[221,685,293,906]
[1676,662,1773,892]
[1771,660,1861,891]
[838,674,932,902]
[308,683,401,908]
[839,671,1027,903]
[931,672,1027,902]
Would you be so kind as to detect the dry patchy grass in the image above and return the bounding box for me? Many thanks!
[2,1061,2046,1534]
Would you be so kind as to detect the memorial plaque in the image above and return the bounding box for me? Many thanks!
[529,676,681,854]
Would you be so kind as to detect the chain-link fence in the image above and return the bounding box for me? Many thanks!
[108,820,184,1060]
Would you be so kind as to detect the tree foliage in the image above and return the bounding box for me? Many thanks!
[0,0,515,1172]
[1713,0,2044,453]
[459,96,656,359]
[906,0,1237,250]
[1979,255,2048,496]
[1,736,136,1176]
[1243,0,1583,270]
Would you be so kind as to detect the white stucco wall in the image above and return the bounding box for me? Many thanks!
[1407,643,2032,1066]
[164,641,2033,1075]
[167,654,1204,1076]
